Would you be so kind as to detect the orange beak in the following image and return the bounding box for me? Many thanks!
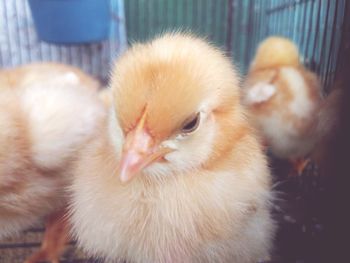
[119,111,173,183]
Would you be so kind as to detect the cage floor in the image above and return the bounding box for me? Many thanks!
[0,222,91,263]
[270,157,328,263]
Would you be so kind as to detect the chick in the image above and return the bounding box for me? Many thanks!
[0,62,100,91]
[0,63,105,262]
[242,36,322,174]
[69,33,275,263]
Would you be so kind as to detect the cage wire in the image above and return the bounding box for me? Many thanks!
[125,0,346,92]
[0,0,348,262]
[0,0,127,83]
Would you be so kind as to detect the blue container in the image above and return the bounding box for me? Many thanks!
[28,0,110,44]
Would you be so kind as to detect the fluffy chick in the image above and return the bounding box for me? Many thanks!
[0,62,100,91]
[69,33,275,263]
[0,63,105,262]
[243,37,322,170]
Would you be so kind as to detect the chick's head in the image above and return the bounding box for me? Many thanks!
[109,34,244,183]
[250,36,300,72]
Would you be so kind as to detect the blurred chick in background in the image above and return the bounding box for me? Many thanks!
[69,33,275,263]
[0,63,105,263]
[242,36,323,175]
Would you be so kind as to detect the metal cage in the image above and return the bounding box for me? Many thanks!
[125,0,346,92]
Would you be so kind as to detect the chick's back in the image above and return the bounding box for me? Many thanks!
[0,63,105,239]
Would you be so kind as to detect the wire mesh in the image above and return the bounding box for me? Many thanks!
[124,0,346,91]
[0,0,127,83]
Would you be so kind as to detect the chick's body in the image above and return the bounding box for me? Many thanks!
[0,63,105,240]
[70,34,275,263]
[243,37,322,159]
[0,62,100,91]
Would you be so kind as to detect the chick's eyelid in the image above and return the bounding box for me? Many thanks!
[180,112,201,134]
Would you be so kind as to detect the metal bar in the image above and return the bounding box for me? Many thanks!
[299,0,311,53]
[319,0,331,84]
[134,0,140,39]
[147,0,153,36]
[180,0,187,32]
[270,0,277,34]
[177,0,183,30]
[190,0,196,33]
[329,0,346,85]
[192,0,198,33]
[288,0,295,41]
[291,0,300,43]
[200,0,207,34]
[267,0,272,33]
[14,0,24,63]
[225,0,234,53]
[267,0,314,14]
[210,0,217,41]
[333,0,348,87]
[219,0,227,48]
[276,0,283,34]
[324,0,339,92]
[232,0,240,60]
[3,0,13,66]
[244,0,254,71]
[24,0,36,61]
[311,0,323,72]
[304,0,316,63]
[205,0,212,37]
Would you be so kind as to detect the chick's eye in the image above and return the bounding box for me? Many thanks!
[181,112,200,133]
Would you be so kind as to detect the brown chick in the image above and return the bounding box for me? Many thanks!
[242,36,323,174]
[69,33,275,263]
[0,63,106,263]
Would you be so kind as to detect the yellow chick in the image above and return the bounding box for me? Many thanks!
[243,36,323,174]
[0,63,106,263]
[69,34,275,263]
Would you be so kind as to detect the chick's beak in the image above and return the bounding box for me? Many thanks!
[119,113,173,183]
